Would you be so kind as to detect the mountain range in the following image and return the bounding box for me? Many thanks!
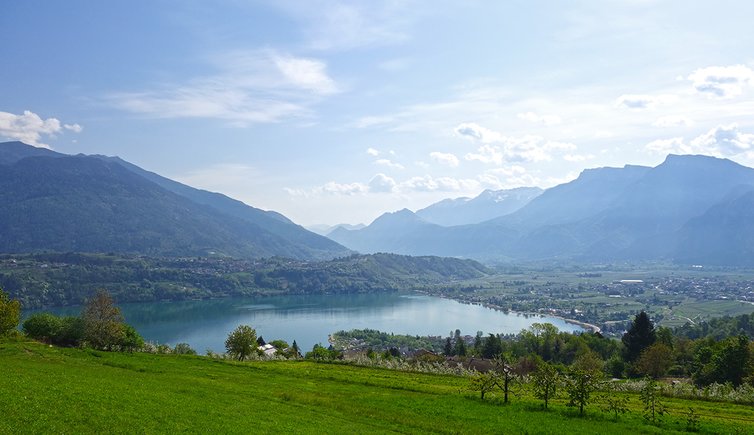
[329,154,754,266]
[416,187,543,226]
[0,141,350,260]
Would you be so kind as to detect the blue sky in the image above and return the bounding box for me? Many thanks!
[2,1,754,225]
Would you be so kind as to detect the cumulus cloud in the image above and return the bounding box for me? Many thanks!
[690,124,754,156]
[375,158,404,170]
[366,147,380,156]
[688,65,754,98]
[106,50,339,125]
[652,116,692,128]
[368,173,397,193]
[459,123,577,165]
[0,110,80,148]
[63,123,83,133]
[645,124,754,158]
[429,151,459,167]
[400,175,478,193]
[615,94,676,110]
[645,137,691,155]
[517,111,562,126]
[455,122,502,143]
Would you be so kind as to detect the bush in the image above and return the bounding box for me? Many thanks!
[23,313,63,342]
[0,288,22,336]
[174,343,197,355]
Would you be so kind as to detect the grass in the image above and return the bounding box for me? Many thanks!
[2,337,754,434]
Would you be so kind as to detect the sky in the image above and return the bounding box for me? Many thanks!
[2,1,754,226]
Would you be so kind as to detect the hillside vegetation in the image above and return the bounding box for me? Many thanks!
[2,337,753,434]
[0,252,489,309]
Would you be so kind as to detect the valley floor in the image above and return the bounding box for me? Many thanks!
[2,338,754,434]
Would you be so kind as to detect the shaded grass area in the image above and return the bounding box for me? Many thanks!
[1,338,753,434]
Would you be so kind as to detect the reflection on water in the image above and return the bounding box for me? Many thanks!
[28,293,583,353]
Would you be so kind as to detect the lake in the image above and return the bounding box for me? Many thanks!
[31,293,584,353]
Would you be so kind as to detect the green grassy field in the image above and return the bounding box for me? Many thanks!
[1,338,753,434]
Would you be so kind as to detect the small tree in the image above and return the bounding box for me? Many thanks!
[469,372,499,400]
[493,357,516,404]
[290,340,301,359]
[636,342,673,379]
[22,312,62,342]
[225,325,258,361]
[600,382,629,421]
[444,337,453,356]
[532,362,560,409]
[565,369,599,416]
[0,288,21,336]
[174,343,197,355]
[82,290,125,351]
[640,376,666,423]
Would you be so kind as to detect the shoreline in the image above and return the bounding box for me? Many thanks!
[413,289,601,334]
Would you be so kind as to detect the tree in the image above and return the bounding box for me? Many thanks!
[636,342,673,379]
[290,340,301,359]
[444,337,453,356]
[225,325,258,361]
[454,337,467,357]
[468,372,499,400]
[482,333,503,359]
[494,357,516,404]
[0,288,21,336]
[600,382,629,421]
[565,369,599,416]
[640,376,666,423]
[22,312,62,342]
[532,362,560,409]
[174,343,197,355]
[622,311,656,364]
[82,289,125,351]
[119,324,144,352]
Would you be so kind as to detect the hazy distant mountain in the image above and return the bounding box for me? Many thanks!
[416,187,543,226]
[305,223,366,236]
[0,141,350,259]
[330,155,754,265]
[675,188,754,266]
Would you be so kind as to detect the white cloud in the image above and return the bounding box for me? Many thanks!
[366,147,380,156]
[273,1,412,51]
[63,123,83,133]
[368,173,397,193]
[429,151,459,167]
[615,94,676,110]
[375,158,405,170]
[645,137,691,155]
[465,144,504,165]
[0,110,81,148]
[272,54,339,95]
[322,181,369,195]
[399,175,479,193]
[517,111,562,126]
[688,65,754,99]
[455,122,502,143]
[652,116,692,128]
[460,123,576,165]
[106,50,339,125]
[645,124,754,158]
[690,124,754,156]
[563,153,595,162]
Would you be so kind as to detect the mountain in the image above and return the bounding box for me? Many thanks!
[305,223,366,236]
[416,187,543,226]
[675,188,754,266]
[330,155,754,264]
[0,141,350,259]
